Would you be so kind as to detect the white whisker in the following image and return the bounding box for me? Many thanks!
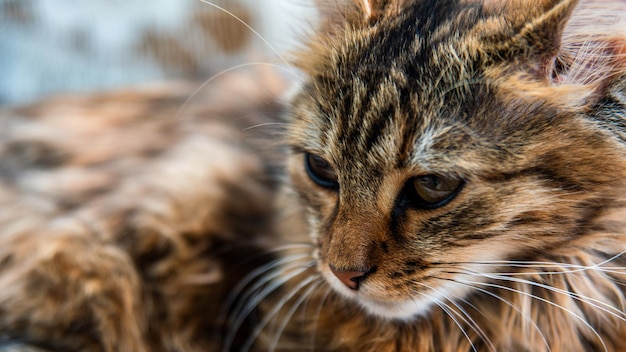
[412,281,494,352]
[242,122,291,132]
[196,0,297,75]
[222,256,313,352]
[466,270,626,323]
[428,296,479,352]
[444,250,626,276]
[224,266,310,352]
[457,277,609,352]
[221,252,309,323]
[441,278,552,352]
[229,261,311,326]
[239,275,319,352]
[267,279,324,352]
[175,62,295,121]
[308,286,333,352]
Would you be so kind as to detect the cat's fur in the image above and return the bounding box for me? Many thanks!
[1,0,626,351]
[267,0,626,350]
[0,69,288,351]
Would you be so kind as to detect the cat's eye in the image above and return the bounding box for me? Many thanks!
[304,153,339,189]
[411,175,463,208]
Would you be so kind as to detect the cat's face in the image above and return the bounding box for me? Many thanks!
[286,0,626,320]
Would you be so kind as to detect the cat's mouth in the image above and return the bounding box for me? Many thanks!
[320,264,442,320]
[320,261,481,320]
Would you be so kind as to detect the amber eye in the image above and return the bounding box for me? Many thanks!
[412,175,463,208]
[304,153,339,189]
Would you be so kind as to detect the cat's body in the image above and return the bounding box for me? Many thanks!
[0,69,288,351]
[1,0,626,351]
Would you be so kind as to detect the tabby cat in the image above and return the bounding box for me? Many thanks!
[0,0,625,351]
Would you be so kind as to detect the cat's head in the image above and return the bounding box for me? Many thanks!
[286,0,626,320]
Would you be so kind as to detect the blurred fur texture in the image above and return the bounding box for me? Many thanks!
[0,0,625,351]
[0,69,288,351]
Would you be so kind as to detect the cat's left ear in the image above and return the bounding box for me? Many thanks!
[485,0,626,103]
[483,0,578,60]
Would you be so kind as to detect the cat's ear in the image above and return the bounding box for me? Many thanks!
[314,0,392,30]
[484,0,626,105]
[483,0,578,58]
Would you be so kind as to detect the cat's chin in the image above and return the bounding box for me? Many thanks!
[356,297,436,321]
[329,281,436,320]
[323,271,437,321]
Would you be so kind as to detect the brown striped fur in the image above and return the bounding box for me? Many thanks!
[0,69,288,351]
[0,0,625,351]
[274,0,626,350]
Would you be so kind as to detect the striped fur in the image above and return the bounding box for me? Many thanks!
[0,1,624,351]
[273,0,626,350]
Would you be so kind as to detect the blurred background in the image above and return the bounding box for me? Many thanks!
[0,0,317,106]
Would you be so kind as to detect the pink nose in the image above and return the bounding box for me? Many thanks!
[330,266,367,290]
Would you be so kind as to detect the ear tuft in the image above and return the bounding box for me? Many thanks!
[554,0,626,88]
[496,0,580,60]
[485,0,625,107]
[314,0,392,30]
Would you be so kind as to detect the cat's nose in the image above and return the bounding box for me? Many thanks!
[329,266,367,290]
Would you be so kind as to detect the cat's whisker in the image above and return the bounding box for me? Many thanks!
[227,256,312,325]
[267,278,324,352]
[239,274,319,352]
[215,241,313,258]
[242,122,291,132]
[411,280,495,352]
[438,249,626,268]
[437,263,626,277]
[219,255,291,320]
[233,112,290,136]
[438,277,552,352]
[174,61,296,121]
[432,250,626,278]
[186,0,314,124]
[308,286,333,352]
[195,0,297,75]
[459,269,626,323]
[220,254,312,350]
[455,276,610,352]
[480,267,626,277]
[222,251,310,313]
[223,263,313,352]
[421,294,479,352]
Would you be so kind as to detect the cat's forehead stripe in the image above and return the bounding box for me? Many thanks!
[302,6,493,168]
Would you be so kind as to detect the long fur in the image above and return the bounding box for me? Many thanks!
[0,1,624,352]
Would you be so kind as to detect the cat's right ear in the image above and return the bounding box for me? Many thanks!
[314,0,392,31]
[295,0,396,74]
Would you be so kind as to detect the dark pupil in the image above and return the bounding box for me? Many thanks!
[418,176,441,190]
[305,153,338,189]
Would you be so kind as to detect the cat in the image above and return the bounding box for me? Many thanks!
[227,0,626,350]
[0,0,625,352]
